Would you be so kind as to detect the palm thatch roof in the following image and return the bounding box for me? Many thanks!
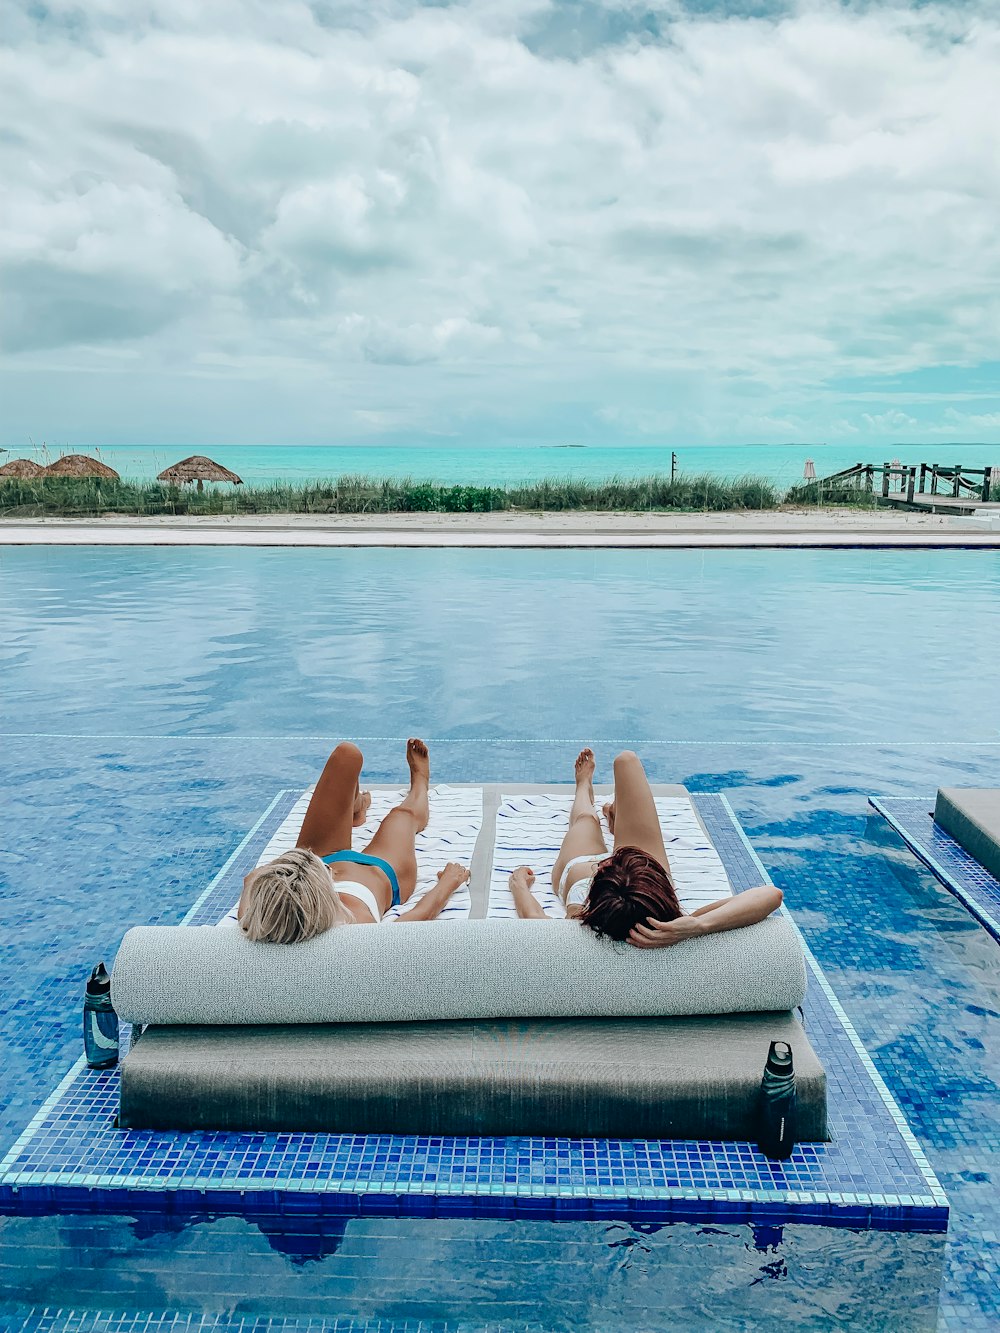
[0,458,46,479]
[44,454,120,480]
[157,455,243,486]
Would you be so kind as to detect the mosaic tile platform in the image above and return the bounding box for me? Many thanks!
[10,1314,477,1333]
[870,797,1000,943]
[0,792,947,1233]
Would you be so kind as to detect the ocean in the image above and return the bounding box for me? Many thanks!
[9,442,1000,489]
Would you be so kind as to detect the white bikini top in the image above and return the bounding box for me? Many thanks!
[560,853,606,909]
[565,880,591,907]
[337,880,384,922]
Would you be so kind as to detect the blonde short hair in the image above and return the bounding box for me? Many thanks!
[240,847,351,944]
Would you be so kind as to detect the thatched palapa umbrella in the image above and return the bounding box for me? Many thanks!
[44,454,120,480]
[0,458,46,479]
[157,455,243,493]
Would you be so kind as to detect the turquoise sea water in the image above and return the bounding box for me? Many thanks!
[11,442,1000,488]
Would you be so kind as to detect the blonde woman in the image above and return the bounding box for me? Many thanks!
[238,739,469,943]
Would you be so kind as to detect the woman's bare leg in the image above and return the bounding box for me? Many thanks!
[551,748,608,892]
[362,738,430,904]
[605,750,670,868]
[296,742,370,858]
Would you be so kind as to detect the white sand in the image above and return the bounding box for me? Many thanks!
[1,507,998,547]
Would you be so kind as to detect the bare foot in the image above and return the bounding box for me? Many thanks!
[407,737,430,785]
[575,748,596,785]
[603,800,616,835]
[401,738,431,832]
[352,789,372,828]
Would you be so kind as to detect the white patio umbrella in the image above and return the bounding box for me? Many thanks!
[803,459,816,481]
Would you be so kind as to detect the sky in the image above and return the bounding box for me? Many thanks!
[2,0,1000,450]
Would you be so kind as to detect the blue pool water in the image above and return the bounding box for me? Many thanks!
[1,547,998,1331]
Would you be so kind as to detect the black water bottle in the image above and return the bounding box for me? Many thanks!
[83,962,119,1069]
[756,1039,797,1160]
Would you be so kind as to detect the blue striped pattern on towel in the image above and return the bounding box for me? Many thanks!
[218,785,482,925]
[487,794,733,918]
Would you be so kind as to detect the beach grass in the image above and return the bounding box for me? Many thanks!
[0,472,790,516]
[785,480,879,507]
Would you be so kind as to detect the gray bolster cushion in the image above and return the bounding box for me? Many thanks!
[112,915,806,1025]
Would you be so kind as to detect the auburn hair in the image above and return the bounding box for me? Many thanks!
[580,846,681,942]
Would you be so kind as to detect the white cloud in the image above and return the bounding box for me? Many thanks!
[830,417,861,436]
[2,1,1000,443]
[861,409,920,433]
[924,408,1000,435]
[335,312,501,364]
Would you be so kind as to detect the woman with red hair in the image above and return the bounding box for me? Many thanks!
[509,749,781,947]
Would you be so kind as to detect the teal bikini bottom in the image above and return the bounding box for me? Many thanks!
[321,850,401,907]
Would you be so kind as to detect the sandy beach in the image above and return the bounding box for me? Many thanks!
[0,506,998,547]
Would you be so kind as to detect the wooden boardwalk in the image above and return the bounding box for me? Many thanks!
[882,492,1000,515]
[811,460,998,514]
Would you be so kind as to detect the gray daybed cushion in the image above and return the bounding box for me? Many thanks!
[120,1011,827,1140]
[934,788,1000,882]
[112,916,807,1027]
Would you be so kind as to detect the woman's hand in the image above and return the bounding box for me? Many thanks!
[394,863,470,923]
[436,862,471,895]
[628,914,706,949]
[629,886,784,947]
[508,866,548,919]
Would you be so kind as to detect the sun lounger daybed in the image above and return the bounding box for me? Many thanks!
[113,799,827,1140]
[934,787,1000,883]
[111,783,827,1140]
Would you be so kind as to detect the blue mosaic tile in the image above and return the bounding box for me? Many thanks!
[0,793,947,1234]
[10,1315,471,1333]
[871,797,1000,943]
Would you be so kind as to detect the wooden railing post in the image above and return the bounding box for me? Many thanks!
[839,461,992,504]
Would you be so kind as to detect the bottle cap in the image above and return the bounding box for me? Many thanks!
[766,1040,793,1073]
[86,962,111,995]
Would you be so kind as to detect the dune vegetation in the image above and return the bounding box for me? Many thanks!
[0,471,827,516]
[785,479,878,508]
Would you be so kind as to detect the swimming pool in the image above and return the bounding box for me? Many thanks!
[1,547,998,1330]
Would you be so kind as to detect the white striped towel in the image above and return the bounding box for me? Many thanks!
[218,784,482,925]
[487,793,732,918]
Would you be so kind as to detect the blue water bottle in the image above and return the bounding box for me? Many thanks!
[83,962,119,1068]
[756,1039,797,1160]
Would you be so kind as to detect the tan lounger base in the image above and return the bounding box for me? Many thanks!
[120,1011,828,1141]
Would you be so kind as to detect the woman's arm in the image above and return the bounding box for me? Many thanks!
[627,885,783,949]
[393,863,470,923]
[689,896,738,918]
[509,866,550,919]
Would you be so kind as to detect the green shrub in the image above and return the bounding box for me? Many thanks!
[786,481,878,507]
